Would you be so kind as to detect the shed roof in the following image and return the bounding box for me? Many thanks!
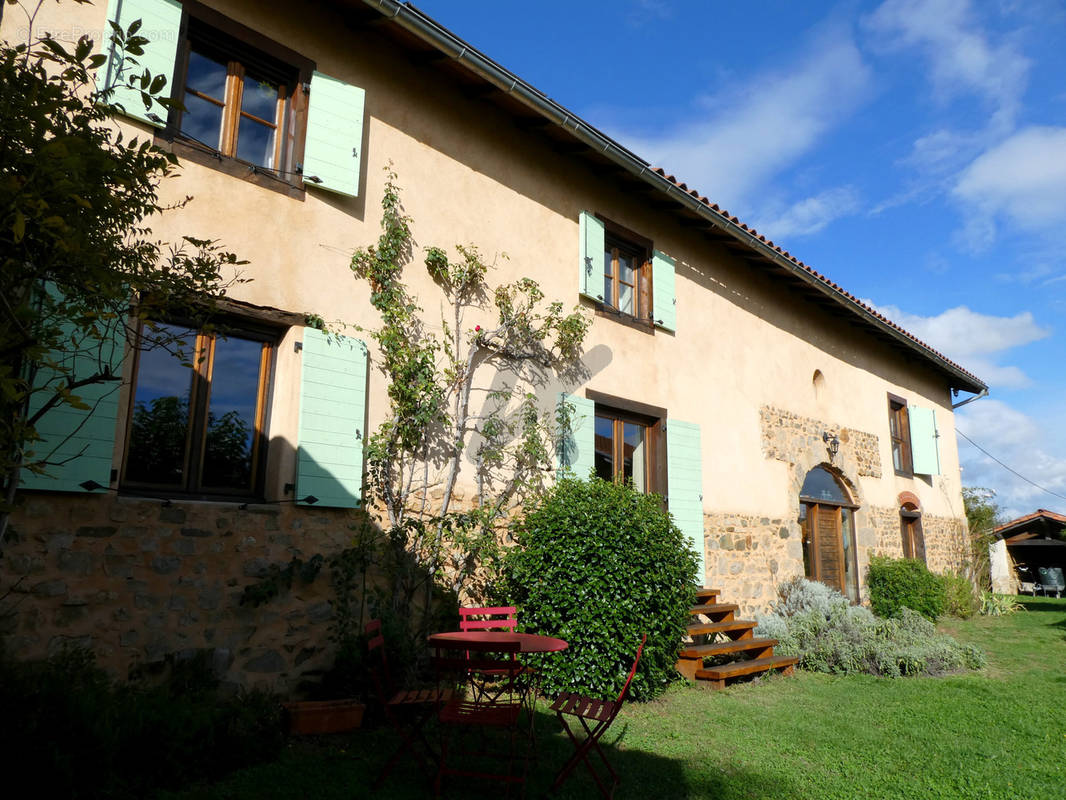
[346,0,987,395]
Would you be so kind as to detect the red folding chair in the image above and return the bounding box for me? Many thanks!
[459,605,518,632]
[549,634,646,799]
[365,619,451,788]
[431,635,528,796]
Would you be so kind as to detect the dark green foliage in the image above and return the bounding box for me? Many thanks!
[941,571,980,619]
[867,555,945,620]
[504,476,698,701]
[0,648,283,798]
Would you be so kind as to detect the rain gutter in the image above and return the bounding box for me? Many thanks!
[362,0,987,396]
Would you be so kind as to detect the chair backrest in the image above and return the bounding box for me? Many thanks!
[1049,567,1065,588]
[614,634,648,706]
[365,618,393,701]
[459,606,517,632]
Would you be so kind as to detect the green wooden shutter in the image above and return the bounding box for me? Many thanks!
[303,71,366,197]
[909,405,940,475]
[579,212,605,301]
[667,419,704,580]
[556,393,595,480]
[296,328,367,508]
[20,314,125,493]
[652,250,677,332]
[97,0,182,127]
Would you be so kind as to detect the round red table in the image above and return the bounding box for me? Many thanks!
[427,630,568,653]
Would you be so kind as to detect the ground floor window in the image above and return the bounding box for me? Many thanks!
[592,404,662,494]
[900,506,926,562]
[122,320,274,497]
[799,466,860,603]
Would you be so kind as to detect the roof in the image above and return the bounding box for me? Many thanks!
[347,0,987,395]
[995,509,1066,542]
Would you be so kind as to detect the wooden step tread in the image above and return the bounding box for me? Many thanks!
[689,603,738,616]
[686,619,756,636]
[696,655,799,680]
[679,638,778,658]
[694,588,721,602]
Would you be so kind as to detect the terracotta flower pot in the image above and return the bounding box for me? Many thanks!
[283,699,366,735]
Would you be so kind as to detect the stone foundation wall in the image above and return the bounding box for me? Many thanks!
[703,512,804,617]
[1,493,371,692]
[869,505,905,558]
[923,514,968,574]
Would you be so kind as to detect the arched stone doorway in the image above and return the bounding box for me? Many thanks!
[799,465,860,602]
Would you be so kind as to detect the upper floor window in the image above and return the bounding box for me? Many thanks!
[579,212,676,332]
[603,234,650,320]
[122,320,275,497]
[176,22,299,173]
[99,0,366,197]
[888,394,912,476]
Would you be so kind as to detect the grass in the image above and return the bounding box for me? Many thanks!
[164,596,1066,799]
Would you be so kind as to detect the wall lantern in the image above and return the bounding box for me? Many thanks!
[823,431,840,461]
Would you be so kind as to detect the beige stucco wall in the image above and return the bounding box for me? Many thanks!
[2,1,976,682]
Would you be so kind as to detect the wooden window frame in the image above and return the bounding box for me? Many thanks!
[156,1,314,198]
[591,400,663,495]
[120,317,278,501]
[596,216,654,329]
[900,506,925,562]
[888,393,913,477]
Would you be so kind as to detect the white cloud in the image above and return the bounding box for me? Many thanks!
[621,24,871,215]
[865,0,1030,134]
[750,186,861,239]
[956,399,1066,520]
[863,303,1049,388]
[953,126,1066,240]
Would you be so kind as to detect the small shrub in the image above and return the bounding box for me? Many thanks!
[504,476,698,701]
[867,555,945,620]
[981,592,1025,616]
[756,579,985,678]
[942,571,980,618]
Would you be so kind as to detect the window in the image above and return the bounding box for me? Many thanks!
[122,321,275,497]
[799,466,860,603]
[578,212,677,332]
[594,407,656,491]
[100,0,366,197]
[900,505,926,562]
[603,234,650,320]
[174,22,300,173]
[888,394,912,476]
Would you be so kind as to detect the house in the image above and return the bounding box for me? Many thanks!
[0,0,986,689]
[989,510,1066,594]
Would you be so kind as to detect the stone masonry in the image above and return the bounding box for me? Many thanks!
[1,493,368,691]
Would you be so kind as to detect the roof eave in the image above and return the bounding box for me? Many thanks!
[359,0,986,395]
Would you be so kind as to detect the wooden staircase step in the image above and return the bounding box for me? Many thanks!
[689,603,738,617]
[696,655,799,689]
[694,587,721,603]
[679,637,778,659]
[685,619,756,637]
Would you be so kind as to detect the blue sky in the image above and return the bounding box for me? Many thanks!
[416,0,1066,520]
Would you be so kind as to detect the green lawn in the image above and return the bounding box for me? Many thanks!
[166,597,1066,799]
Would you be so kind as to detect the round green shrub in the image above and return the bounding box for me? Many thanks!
[941,571,980,619]
[503,476,698,701]
[867,555,945,620]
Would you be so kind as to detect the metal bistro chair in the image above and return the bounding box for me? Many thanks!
[365,619,452,789]
[549,635,646,799]
[432,635,528,796]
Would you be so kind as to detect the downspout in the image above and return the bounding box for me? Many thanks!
[952,388,988,410]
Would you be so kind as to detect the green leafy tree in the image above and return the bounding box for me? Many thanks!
[0,3,245,548]
[349,167,590,633]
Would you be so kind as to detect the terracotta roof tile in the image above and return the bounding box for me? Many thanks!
[641,164,984,387]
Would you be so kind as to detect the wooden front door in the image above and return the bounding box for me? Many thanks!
[805,503,846,595]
